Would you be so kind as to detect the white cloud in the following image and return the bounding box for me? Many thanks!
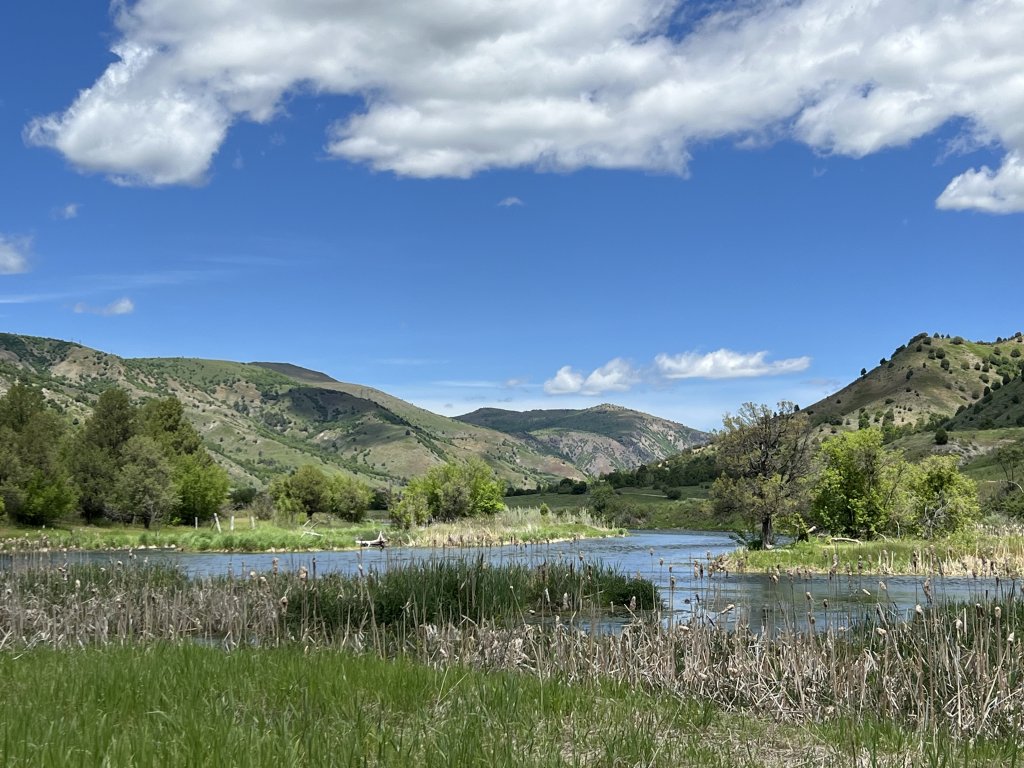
[544,365,585,395]
[56,203,80,220]
[498,196,524,207]
[655,349,811,380]
[936,151,1024,213]
[73,297,135,316]
[544,358,640,395]
[24,0,1024,211]
[546,348,811,395]
[0,236,30,274]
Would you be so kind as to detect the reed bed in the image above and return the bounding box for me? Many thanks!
[0,557,657,649]
[4,557,1024,744]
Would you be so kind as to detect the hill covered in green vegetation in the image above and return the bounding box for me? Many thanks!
[455,403,709,475]
[804,331,1024,436]
[0,333,586,489]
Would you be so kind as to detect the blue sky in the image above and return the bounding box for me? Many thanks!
[1,1,1023,431]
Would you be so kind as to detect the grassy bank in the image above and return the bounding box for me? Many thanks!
[726,524,1024,577]
[0,508,618,553]
[2,640,1022,767]
[7,644,1016,768]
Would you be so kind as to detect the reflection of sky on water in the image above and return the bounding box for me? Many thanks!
[6,530,1019,633]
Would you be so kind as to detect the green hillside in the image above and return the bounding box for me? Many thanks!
[0,334,584,489]
[804,331,1024,435]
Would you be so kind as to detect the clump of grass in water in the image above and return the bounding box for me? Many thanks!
[287,557,659,637]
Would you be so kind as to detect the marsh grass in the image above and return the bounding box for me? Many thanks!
[1,645,1020,767]
[729,525,1024,577]
[7,552,1024,767]
[0,508,615,553]
[4,557,1024,740]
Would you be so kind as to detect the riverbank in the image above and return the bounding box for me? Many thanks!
[725,524,1024,577]
[0,508,622,554]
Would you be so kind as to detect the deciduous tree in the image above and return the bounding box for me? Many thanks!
[709,402,812,547]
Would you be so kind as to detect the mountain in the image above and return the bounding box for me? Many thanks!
[0,333,712,489]
[804,332,1024,433]
[455,404,710,476]
[0,333,584,488]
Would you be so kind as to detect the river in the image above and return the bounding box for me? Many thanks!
[8,529,1018,632]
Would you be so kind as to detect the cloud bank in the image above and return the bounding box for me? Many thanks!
[545,349,811,395]
[24,0,1024,211]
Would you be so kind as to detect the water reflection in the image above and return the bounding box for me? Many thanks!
[6,529,1018,633]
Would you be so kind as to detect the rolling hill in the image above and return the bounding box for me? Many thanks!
[455,404,709,475]
[0,333,707,489]
[803,331,1024,434]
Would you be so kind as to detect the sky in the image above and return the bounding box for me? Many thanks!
[1,0,1023,431]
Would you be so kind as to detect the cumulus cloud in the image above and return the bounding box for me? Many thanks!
[73,297,135,316]
[655,350,811,380]
[0,236,30,274]
[544,358,640,395]
[936,152,1024,213]
[498,196,524,207]
[23,0,1024,210]
[546,349,810,395]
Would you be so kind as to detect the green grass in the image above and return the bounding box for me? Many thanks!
[0,645,1017,767]
[0,509,615,553]
[727,524,1024,575]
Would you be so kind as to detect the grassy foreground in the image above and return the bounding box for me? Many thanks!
[726,524,1024,577]
[1,644,1019,768]
[0,508,619,553]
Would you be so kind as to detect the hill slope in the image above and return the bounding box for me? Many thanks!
[455,404,710,475]
[804,332,1024,434]
[0,333,583,488]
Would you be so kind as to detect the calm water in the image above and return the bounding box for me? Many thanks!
[9,530,1018,632]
